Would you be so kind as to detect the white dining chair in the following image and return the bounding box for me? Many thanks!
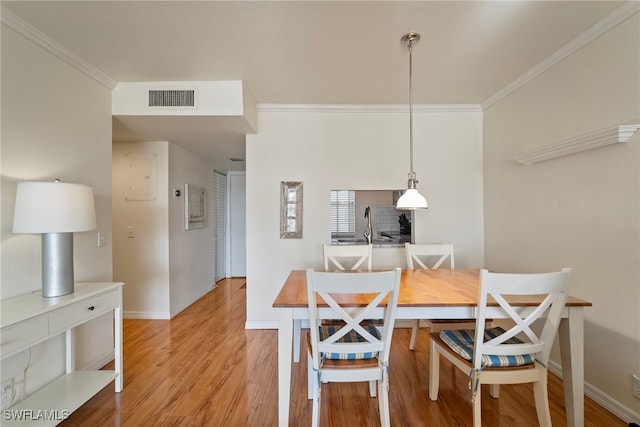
[405,243,469,350]
[323,243,373,272]
[429,268,572,427]
[293,244,373,363]
[306,268,401,427]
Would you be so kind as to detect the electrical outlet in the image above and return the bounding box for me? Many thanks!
[633,374,640,399]
[1,378,15,408]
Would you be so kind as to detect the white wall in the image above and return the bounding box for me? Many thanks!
[483,13,640,419]
[245,107,484,326]
[229,171,247,277]
[1,25,114,399]
[112,141,171,318]
[168,143,216,317]
[112,141,216,319]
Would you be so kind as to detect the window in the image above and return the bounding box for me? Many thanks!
[330,190,355,237]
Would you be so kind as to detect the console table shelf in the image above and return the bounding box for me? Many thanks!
[5,371,117,426]
[0,282,124,425]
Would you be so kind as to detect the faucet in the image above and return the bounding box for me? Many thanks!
[363,206,372,244]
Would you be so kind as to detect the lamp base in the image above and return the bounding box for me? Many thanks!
[42,232,74,297]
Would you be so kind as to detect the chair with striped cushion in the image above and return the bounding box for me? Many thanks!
[429,268,572,427]
[306,268,401,427]
[405,242,487,350]
[293,244,373,363]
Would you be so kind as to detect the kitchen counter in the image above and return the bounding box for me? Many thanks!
[331,232,410,248]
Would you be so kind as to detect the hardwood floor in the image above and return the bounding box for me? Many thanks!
[62,278,624,426]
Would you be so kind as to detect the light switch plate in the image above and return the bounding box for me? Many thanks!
[98,232,107,247]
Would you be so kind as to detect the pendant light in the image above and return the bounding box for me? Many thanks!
[396,32,428,210]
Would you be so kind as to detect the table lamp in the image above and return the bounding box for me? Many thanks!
[12,180,97,297]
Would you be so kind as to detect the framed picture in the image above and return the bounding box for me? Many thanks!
[280,181,303,239]
[185,184,206,230]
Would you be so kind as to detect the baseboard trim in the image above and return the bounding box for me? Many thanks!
[547,360,640,424]
[81,350,115,371]
[245,320,278,329]
[123,311,171,320]
[170,287,214,318]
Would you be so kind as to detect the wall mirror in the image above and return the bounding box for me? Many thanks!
[280,181,303,239]
[185,184,206,230]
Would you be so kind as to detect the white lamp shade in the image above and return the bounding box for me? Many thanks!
[396,188,428,210]
[13,181,97,233]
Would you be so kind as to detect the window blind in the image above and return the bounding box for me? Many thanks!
[330,190,355,237]
[214,171,227,282]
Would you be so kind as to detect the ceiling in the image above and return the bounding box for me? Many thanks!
[2,1,627,171]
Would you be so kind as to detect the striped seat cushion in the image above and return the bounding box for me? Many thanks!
[319,323,381,360]
[440,327,535,367]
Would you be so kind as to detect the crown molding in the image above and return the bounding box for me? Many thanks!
[1,6,117,90]
[4,1,636,108]
[257,104,482,113]
[512,124,640,165]
[482,1,640,110]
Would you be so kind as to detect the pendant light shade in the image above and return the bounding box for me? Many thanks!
[396,184,428,210]
[396,32,428,210]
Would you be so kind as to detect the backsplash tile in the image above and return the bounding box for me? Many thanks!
[376,206,402,233]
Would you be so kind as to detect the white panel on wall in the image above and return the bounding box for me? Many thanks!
[124,152,157,201]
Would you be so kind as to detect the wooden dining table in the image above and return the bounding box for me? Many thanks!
[272,268,592,427]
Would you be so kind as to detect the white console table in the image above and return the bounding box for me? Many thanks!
[0,282,123,425]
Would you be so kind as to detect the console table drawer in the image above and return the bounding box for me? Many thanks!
[49,291,119,333]
[1,315,48,356]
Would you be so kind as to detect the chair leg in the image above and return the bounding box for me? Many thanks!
[472,389,482,427]
[307,353,313,400]
[409,319,420,350]
[293,319,302,362]
[311,393,321,427]
[533,374,552,427]
[369,380,377,397]
[489,384,500,398]
[429,340,440,400]
[378,377,391,426]
[311,369,321,427]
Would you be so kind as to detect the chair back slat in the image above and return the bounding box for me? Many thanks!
[405,243,454,270]
[306,268,401,368]
[323,244,373,271]
[473,268,572,368]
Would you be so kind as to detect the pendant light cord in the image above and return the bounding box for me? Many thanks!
[397,32,428,209]
[408,40,414,175]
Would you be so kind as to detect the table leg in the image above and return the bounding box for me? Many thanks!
[558,307,584,427]
[278,308,294,426]
[114,302,123,392]
[65,329,75,373]
[293,319,301,363]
